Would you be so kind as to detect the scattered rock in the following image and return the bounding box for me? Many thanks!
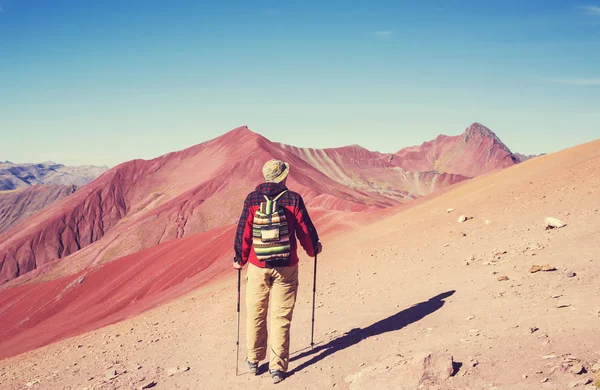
[530,264,557,273]
[467,356,479,367]
[522,374,528,379]
[497,276,509,281]
[541,377,549,383]
[544,217,566,230]
[567,272,577,278]
[457,215,472,223]
[529,326,539,333]
[548,365,564,375]
[167,366,190,377]
[447,208,454,213]
[570,363,586,375]
[346,352,455,390]
[415,352,456,385]
[556,303,572,308]
[542,355,557,359]
[106,369,119,380]
[466,315,475,321]
[141,381,157,389]
[568,378,592,387]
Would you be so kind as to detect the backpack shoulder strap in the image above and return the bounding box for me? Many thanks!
[259,190,288,215]
[272,190,288,201]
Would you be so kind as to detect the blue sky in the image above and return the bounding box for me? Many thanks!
[1,0,599,167]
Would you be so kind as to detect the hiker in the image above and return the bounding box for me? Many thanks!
[233,159,322,384]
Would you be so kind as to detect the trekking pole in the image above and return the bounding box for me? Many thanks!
[310,254,317,349]
[236,268,241,376]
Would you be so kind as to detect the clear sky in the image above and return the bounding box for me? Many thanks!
[1,0,599,167]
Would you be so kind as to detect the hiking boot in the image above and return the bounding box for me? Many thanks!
[247,360,259,375]
[270,370,285,384]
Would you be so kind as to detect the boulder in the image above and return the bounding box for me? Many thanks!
[544,217,566,229]
[346,352,455,390]
[530,265,557,273]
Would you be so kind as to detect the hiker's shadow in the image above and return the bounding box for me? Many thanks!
[287,290,456,376]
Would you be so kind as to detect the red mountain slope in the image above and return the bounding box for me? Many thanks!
[0,127,469,285]
[281,144,466,204]
[395,122,519,177]
[0,208,357,359]
[0,185,77,235]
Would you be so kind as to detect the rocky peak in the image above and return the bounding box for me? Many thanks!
[462,122,512,153]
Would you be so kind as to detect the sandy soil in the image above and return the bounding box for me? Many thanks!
[0,139,599,390]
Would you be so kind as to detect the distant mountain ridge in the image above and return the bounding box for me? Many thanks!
[514,152,545,162]
[0,123,525,284]
[0,185,78,235]
[394,122,521,177]
[0,161,108,191]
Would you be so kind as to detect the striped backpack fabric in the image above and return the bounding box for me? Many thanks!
[252,190,291,262]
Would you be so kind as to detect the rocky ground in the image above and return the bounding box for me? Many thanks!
[0,140,599,389]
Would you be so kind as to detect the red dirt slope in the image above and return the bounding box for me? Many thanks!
[0,127,475,285]
[0,185,77,235]
[0,208,356,360]
[395,122,519,177]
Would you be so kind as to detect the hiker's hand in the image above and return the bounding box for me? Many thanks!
[314,242,322,256]
[233,261,243,270]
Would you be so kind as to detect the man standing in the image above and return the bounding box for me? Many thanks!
[234,159,322,384]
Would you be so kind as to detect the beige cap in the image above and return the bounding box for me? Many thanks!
[262,159,290,183]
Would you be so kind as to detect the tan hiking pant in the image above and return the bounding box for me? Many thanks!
[246,263,299,372]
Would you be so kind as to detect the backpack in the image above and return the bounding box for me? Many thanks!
[252,190,291,262]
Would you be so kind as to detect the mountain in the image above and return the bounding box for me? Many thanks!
[280,144,466,205]
[514,152,544,162]
[0,124,516,285]
[0,162,106,239]
[0,161,108,191]
[0,185,78,235]
[0,137,597,375]
[394,122,520,177]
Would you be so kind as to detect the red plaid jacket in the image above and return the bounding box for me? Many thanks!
[234,182,319,268]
